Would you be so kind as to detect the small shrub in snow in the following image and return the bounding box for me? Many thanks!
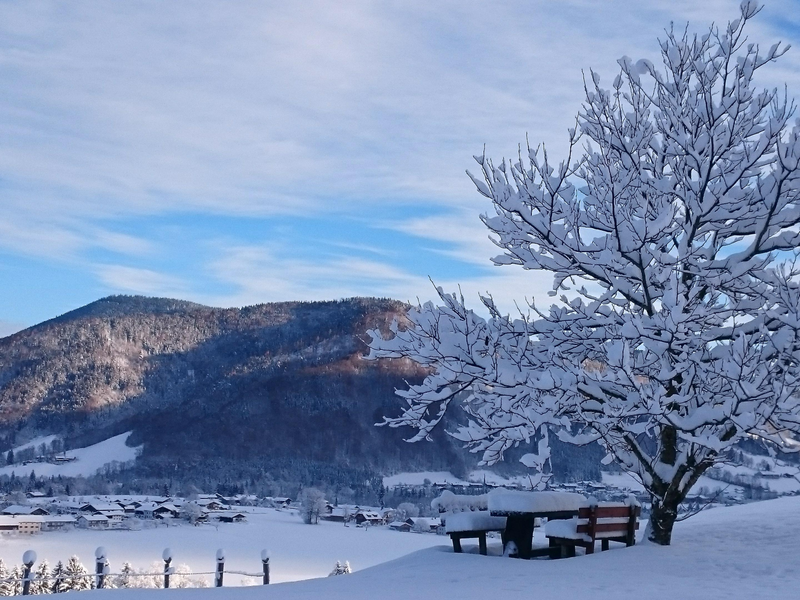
[328,561,352,576]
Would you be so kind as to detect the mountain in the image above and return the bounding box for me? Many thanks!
[0,296,476,494]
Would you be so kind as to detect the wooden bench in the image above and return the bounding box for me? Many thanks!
[445,512,506,556]
[545,503,640,558]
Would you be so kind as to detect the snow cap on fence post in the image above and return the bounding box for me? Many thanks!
[22,550,36,596]
[216,548,225,561]
[261,549,270,562]
[163,548,173,589]
[95,547,107,590]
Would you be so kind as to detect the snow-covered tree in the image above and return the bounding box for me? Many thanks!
[395,502,419,521]
[171,564,208,589]
[114,562,136,589]
[369,2,800,545]
[50,561,68,594]
[299,488,327,524]
[7,566,23,596]
[0,559,11,597]
[30,559,50,595]
[63,556,92,591]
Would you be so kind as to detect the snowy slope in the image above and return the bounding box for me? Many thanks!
[84,496,800,599]
[0,433,140,478]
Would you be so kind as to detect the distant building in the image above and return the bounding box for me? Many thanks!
[77,514,109,529]
[354,511,383,526]
[217,513,247,523]
[43,515,77,531]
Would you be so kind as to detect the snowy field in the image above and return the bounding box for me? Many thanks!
[0,433,140,478]
[79,495,800,599]
[0,507,443,585]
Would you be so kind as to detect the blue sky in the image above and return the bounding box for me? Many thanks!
[1,0,799,335]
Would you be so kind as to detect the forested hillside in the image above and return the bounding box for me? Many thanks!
[0,295,601,497]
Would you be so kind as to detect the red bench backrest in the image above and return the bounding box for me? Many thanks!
[576,504,640,540]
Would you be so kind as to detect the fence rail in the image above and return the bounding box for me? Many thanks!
[0,546,271,594]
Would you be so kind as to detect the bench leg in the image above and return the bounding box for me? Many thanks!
[601,539,610,552]
[479,533,487,556]
[548,537,560,560]
[585,542,594,555]
[452,536,462,553]
[567,545,576,558]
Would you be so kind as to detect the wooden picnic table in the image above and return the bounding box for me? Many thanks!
[488,491,586,559]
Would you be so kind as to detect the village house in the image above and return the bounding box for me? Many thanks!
[42,515,77,531]
[354,511,384,526]
[388,520,412,532]
[217,512,247,523]
[77,514,109,529]
[0,516,20,533]
[195,499,226,511]
[16,516,44,534]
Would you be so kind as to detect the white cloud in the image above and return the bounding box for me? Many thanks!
[94,265,189,298]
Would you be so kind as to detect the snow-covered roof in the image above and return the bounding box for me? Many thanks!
[357,511,382,519]
[2,504,47,515]
[82,502,121,512]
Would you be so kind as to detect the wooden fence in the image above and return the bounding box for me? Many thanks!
[1,546,271,594]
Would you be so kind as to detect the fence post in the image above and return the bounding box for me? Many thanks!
[261,549,270,585]
[95,547,107,590]
[21,550,36,596]
[162,548,173,589]
[215,549,225,587]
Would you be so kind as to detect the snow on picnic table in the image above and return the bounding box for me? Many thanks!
[89,496,800,599]
[445,512,506,533]
[487,489,587,514]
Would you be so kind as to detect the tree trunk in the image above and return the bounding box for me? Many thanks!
[648,497,680,545]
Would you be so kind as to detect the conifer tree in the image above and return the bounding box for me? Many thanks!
[8,566,22,596]
[0,558,11,597]
[50,561,68,594]
[31,559,50,595]
[63,556,91,592]
[114,562,136,589]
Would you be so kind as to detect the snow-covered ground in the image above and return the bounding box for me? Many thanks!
[79,495,800,599]
[0,507,443,585]
[0,433,140,478]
